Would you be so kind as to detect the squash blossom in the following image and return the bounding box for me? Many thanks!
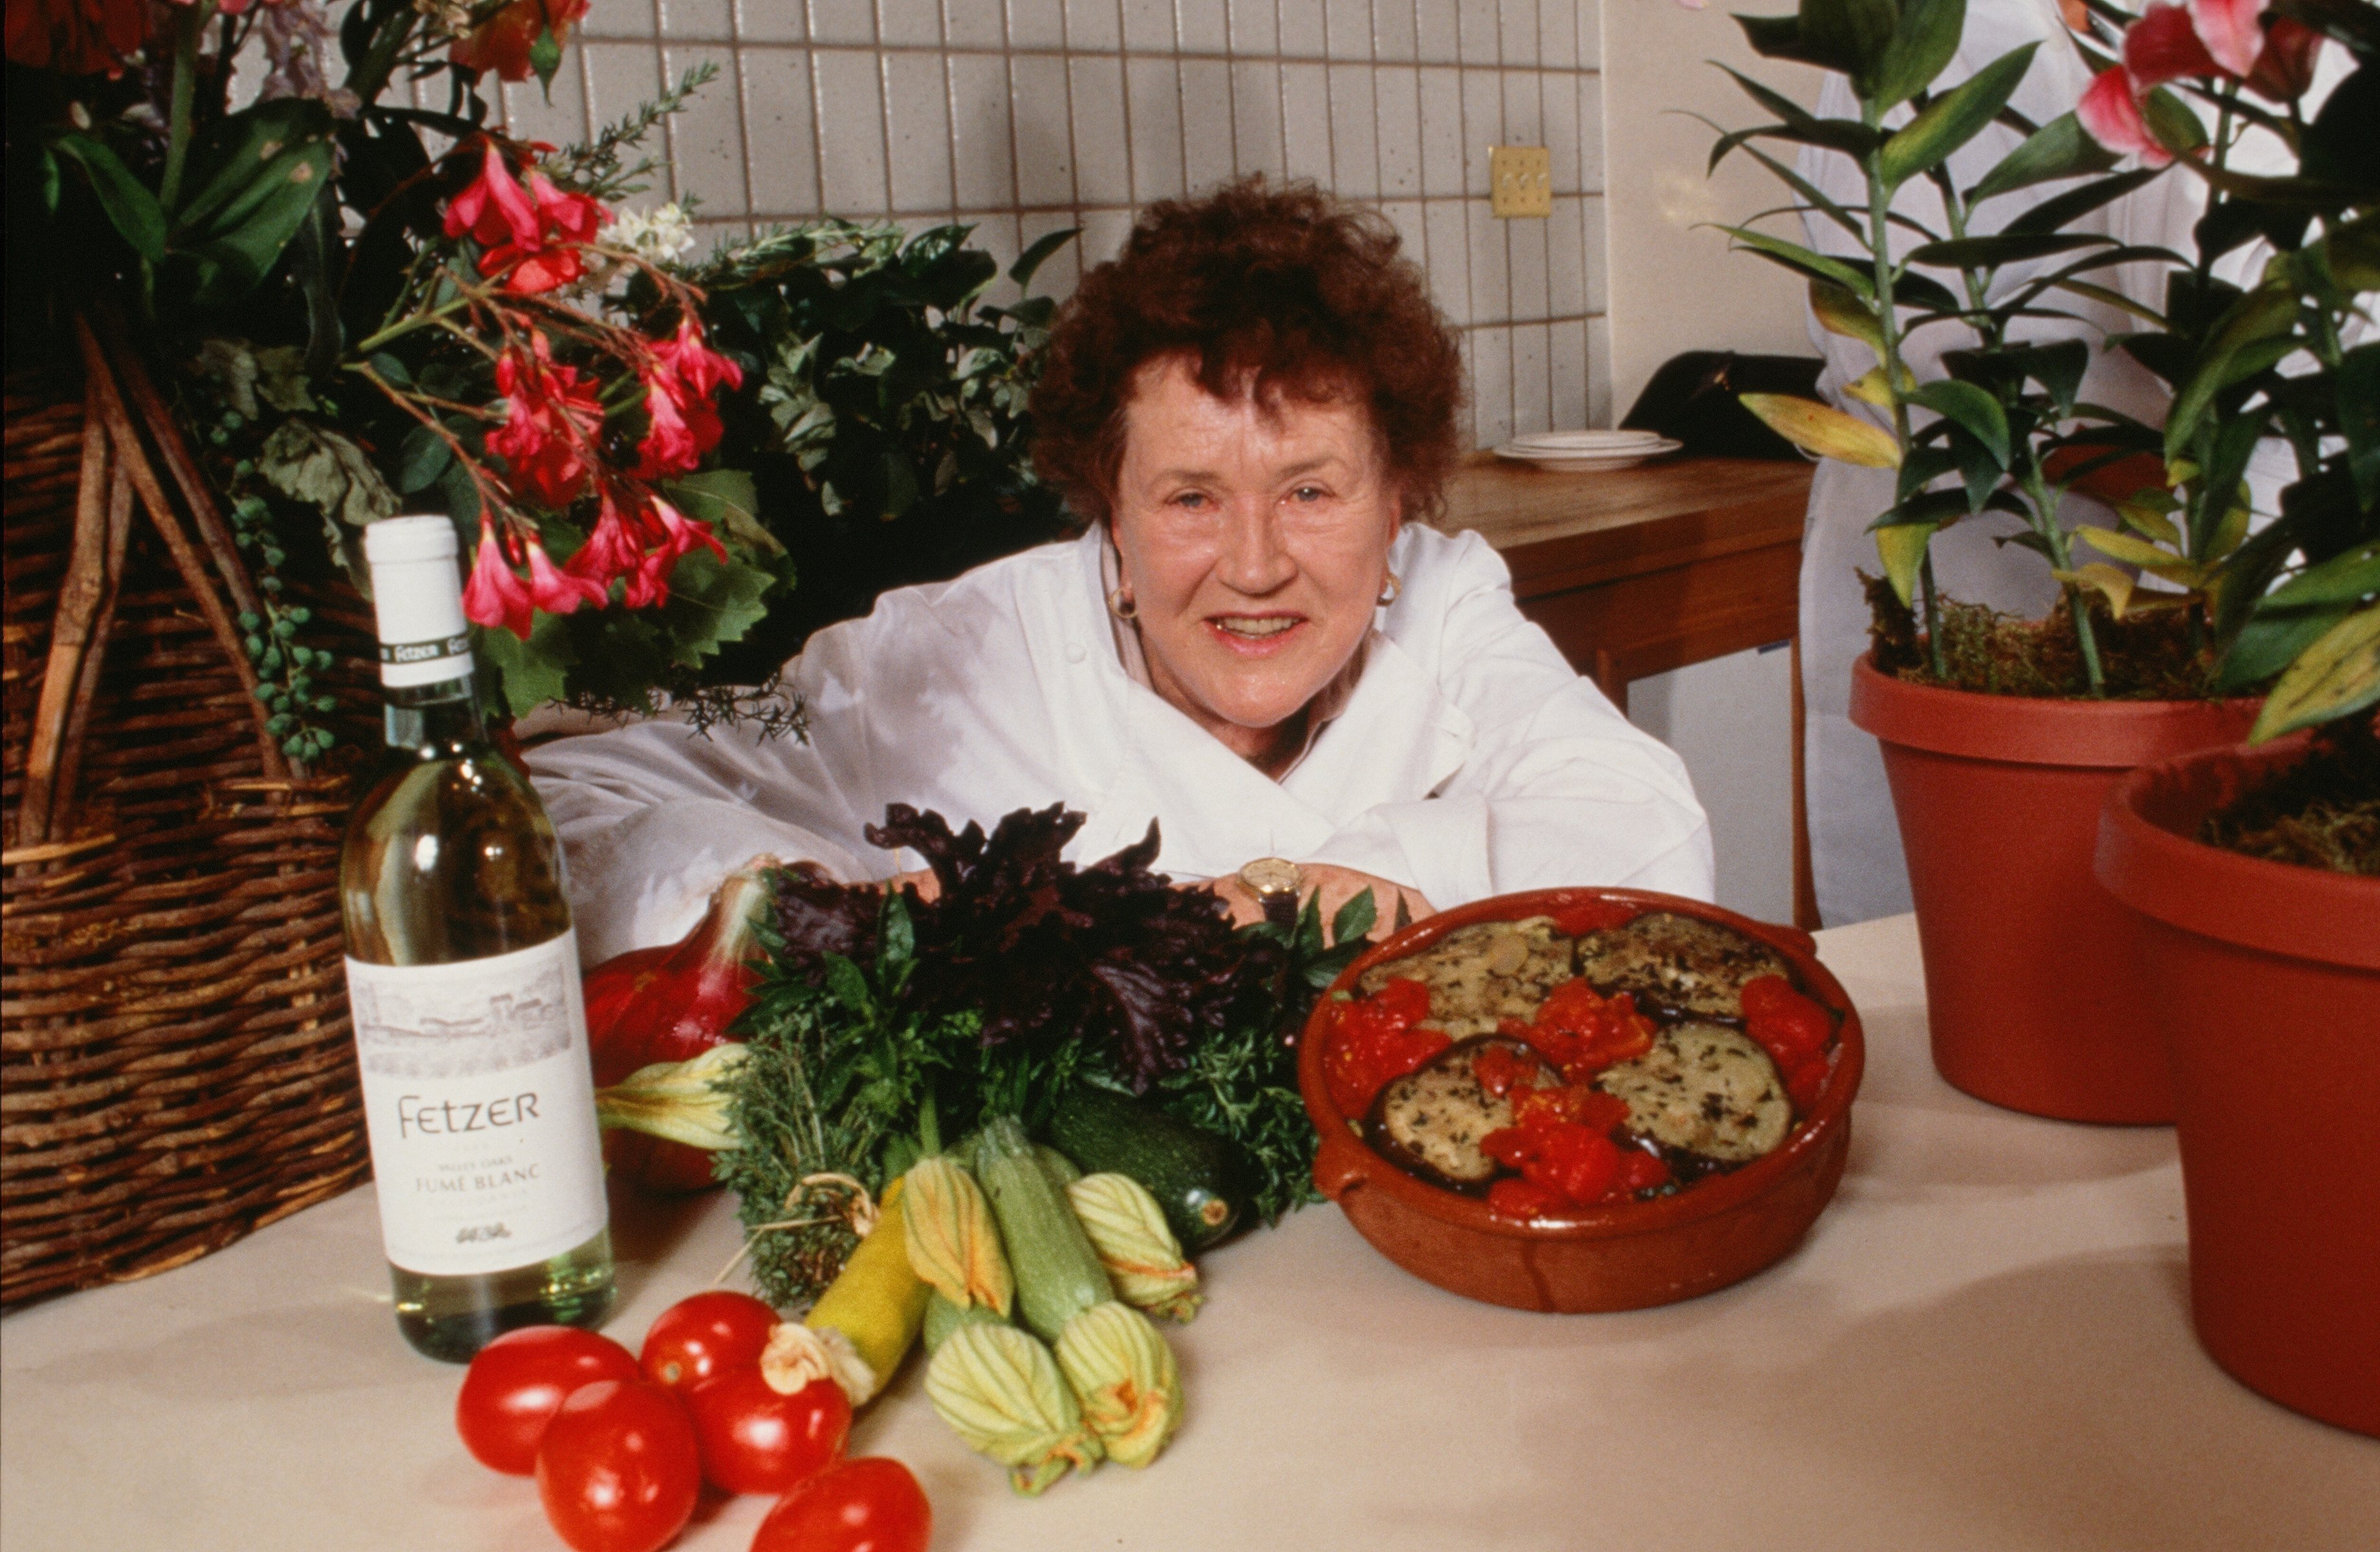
[1065,1172,1202,1321]
[925,1322,1103,1495]
[591,1043,747,1151]
[903,1156,1015,1316]
[1054,1301,1182,1469]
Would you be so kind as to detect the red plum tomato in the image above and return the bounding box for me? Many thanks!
[536,1379,701,1552]
[456,1325,642,1476]
[641,1289,779,1391]
[687,1370,850,1496]
[752,1456,932,1552]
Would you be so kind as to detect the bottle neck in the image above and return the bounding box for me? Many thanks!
[384,670,489,754]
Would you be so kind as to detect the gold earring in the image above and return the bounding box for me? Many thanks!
[1377,571,1401,608]
[1107,586,1138,621]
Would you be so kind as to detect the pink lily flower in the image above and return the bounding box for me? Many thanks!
[2078,67,2174,167]
[2190,0,2267,78]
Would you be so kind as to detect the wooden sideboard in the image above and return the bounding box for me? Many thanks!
[1433,453,1817,925]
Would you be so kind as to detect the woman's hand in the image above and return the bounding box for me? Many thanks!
[1202,861,1432,940]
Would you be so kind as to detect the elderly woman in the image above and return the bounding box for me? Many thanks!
[532,180,1712,962]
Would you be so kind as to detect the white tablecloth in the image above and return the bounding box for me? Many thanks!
[5,913,2375,1551]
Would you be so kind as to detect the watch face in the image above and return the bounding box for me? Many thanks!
[1238,857,1303,898]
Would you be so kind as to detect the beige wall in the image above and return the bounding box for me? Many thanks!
[1598,0,1823,418]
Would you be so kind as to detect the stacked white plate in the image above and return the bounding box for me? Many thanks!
[1493,429,1682,473]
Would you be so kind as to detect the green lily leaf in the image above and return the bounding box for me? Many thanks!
[1908,380,2011,469]
[2250,604,2380,742]
[1876,519,1940,606]
[1871,0,1966,112]
[1878,44,2039,191]
[1967,111,2123,203]
[51,133,167,261]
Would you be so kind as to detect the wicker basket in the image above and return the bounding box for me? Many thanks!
[1,316,378,1306]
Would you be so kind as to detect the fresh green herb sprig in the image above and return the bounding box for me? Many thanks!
[720,891,988,1307]
[1141,887,1390,1224]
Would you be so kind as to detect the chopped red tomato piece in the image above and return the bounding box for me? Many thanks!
[1523,980,1656,1079]
[1323,979,1452,1117]
[1525,1122,1620,1204]
[1471,1043,1544,1099]
[1551,900,1639,936]
[1486,1177,1566,1220]
[1741,975,1837,1094]
[1614,1147,1672,1194]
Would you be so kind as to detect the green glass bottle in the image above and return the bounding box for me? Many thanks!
[340,515,614,1362]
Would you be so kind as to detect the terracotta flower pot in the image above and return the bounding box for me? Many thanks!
[2095,736,2380,1436]
[1848,655,2258,1123]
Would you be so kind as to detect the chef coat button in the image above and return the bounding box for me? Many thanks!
[1065,642,1085,663]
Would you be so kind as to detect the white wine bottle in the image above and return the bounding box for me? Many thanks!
[340,515,614,1361]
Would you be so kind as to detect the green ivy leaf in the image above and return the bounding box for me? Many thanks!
[662,468,781,555]
[655,546,777,669]
[475,612,577,717]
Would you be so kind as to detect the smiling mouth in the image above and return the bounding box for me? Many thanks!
[1211,615,1302,640]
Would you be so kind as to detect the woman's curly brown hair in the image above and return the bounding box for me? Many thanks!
[1030,177,1466,526]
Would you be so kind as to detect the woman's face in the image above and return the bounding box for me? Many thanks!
[1109,354,1401,765]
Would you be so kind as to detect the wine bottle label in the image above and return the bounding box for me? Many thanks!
[344,931,609,1277]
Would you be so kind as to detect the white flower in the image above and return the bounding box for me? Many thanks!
[612,203,697,264]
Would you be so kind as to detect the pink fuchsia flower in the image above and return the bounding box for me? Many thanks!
[443,143,543,250]
[523,537,608,614]
[527,171,607,244]
[620,498,727,609]
[487,338,605,510]
[450,0,591,84]
[2079,67,2174,167]
[563,490,644,589]
[651,495,727,564]
[654,316,743,400]
[462,519,535,638]
[484,238,586,296]
[633,369,726,480]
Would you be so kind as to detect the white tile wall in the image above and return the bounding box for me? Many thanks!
[543,0,1611,444]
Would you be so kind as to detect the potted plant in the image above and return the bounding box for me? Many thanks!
[2081,0,2377,1436]
[1704,0,2323,1122]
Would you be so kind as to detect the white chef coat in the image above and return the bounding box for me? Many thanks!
[528,523,1716,963]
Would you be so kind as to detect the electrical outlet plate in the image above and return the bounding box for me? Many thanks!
[1490,145,1552,219]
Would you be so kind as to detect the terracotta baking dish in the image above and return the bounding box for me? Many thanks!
[1299,889,1865,1313]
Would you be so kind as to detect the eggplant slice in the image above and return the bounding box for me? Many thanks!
[1595,1022,1792,1164]
[1365,1036,1552,1191]
[1358,916,1575,1039]
[1572,911,1792,1020]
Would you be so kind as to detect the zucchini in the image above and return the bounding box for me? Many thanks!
[973,1116,1114,1345]
[1047,1087,1247,1253]
[923,1289,1005,1353]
